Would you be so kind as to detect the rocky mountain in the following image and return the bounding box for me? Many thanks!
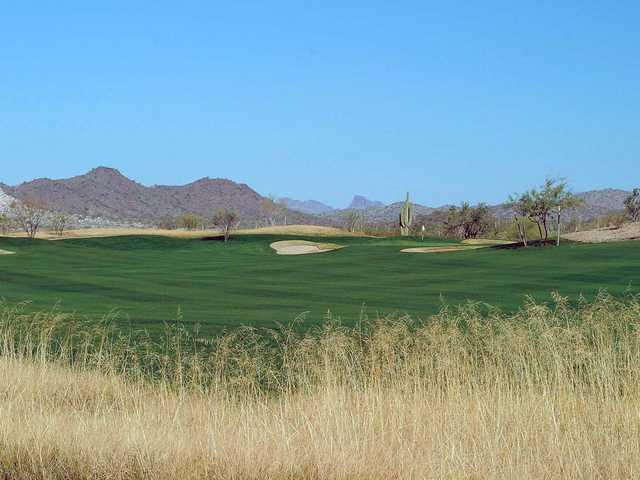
[575,189,630,217]
[279,197,335,215]
[0,187,16,212]
[2,167,323,226]
[347,195,385,210]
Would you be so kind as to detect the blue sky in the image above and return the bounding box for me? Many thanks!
[1,1,638,208]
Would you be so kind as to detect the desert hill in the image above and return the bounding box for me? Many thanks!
[1,167,322,226]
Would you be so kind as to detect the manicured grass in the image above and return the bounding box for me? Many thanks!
[0,234,639,334]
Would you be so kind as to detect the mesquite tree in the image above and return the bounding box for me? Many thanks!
[10,199,47,239]
[213,209,239,242]
[508,192,534,247]
[50,212,69,236]
[445,202,491,239]
[510,179,581,246]
[625,189,640,222]
[343,210,364,233]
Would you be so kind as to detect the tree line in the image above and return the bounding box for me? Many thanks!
[399,179,640,245]
[0,199,68,239]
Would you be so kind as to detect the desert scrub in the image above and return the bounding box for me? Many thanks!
[0,292,639,479]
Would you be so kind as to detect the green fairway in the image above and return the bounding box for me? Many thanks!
[0,234,639,334]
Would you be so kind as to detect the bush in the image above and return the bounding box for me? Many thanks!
[157,216,177,230]
[176,213,202,230]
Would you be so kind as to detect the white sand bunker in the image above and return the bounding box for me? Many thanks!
[270,240,344,255]
[0,249,15,255]
[401,245,485,254]
[402,239,514,254]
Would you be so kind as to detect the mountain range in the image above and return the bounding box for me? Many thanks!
[0,167,321,226]
[0,167,632,227]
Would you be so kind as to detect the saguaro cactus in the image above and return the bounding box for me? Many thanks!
[399,192,413,236]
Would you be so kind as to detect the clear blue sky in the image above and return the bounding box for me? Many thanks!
[1,1,638,208]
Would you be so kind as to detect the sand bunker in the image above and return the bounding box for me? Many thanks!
[0,249,15,255]
[401,245,486,254]
[270,240,344,255]
[402,239,515,254]
[461,239,514,246]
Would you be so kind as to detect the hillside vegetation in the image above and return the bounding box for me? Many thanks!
[0,294,639,479]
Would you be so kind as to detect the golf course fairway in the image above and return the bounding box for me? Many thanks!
[0,234,638,334]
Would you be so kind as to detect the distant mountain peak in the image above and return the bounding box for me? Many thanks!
[348,195,385,210]
[87,166,125,177]
[279,197,335,215]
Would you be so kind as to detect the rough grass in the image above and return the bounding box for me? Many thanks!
[1,293,640,479]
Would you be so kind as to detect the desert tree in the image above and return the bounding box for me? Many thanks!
[10,198,47,239]
[49,212,69,236]
[444,202,491,239]
[343,210,364,233]
[549,181,582,246]
[157,216,177,230]
[261,195,286,226]
[0,211,11,235]
[508,192,535,246]
[177,212,202,230]
[625,188,640,222]
[510,178,581,246]
[212,208,239,242]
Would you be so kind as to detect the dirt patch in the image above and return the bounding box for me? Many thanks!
[0,249,15,255]
[270,240,345,255]
[563,223,640,243]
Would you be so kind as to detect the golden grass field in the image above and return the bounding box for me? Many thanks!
[1,224,365,240]
[1,293,639,479]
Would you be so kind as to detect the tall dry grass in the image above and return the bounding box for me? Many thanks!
[1,292,640,479]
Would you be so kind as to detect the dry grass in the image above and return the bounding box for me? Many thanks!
[236,224,364,237]
[1,293,640,479]
[564,222,640,243]
[4,227,221,240]
[2,224,362,241]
